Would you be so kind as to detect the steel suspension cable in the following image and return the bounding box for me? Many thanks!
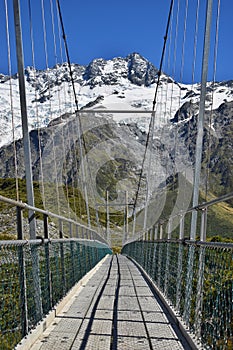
[188,0,201,166]
[205,0,221,201]
[56,0,79,110]
[4,0,19,201]
[56,1,92,227]
[164,3,174,124]
[50,0,73,220]
[192,0,200,86]
[55,3,85,226]
[56,1,106,236]
[41,0,61,214]
[28,0,46,205]
[172,0,189,209]
[55,3,81,222]
[56,0,100,230]
[132,0,174,225]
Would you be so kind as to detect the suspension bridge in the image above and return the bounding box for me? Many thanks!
[0,0,232,349]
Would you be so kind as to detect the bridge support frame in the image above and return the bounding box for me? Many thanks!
[190,0,213,240]
[13,0,36,240]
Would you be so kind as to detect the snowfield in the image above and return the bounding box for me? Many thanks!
[0,53,232,148]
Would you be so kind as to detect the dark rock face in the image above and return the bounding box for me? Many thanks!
[1,53,233,202]
[171,101,199,123]
[173,101,233,197]
[127,53,158,86]
[82,53,159,88]
[21,53,160,94]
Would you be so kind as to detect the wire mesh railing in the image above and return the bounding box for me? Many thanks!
[0,238,111,350]
[122,240,233,349]
[0,194,111,349]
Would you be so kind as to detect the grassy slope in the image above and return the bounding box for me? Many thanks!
[0,178,232,242]
[160,185,233,241]
[0,178,125,238]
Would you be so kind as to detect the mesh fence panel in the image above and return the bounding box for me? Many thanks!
[122,241,233,349]
[0,240,111,350]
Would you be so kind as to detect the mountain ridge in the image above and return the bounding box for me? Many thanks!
[1,52,233,148]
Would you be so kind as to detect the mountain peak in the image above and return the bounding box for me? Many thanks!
[82,53,158,88]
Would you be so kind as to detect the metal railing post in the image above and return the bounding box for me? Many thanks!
[164,241,171,297]
[59,219,66,294]
[154,225,158,240]
[13,0,36,239]
[179,215,185,240]
[184,244,195,327]
[194,246,206,338]
[44,214,52,310]
[167,218,172,240]
[17,207,28,336]
[16,206,23,240]
[190,0,213,240]
[75,225,79,238]
[176,242,184,312]
[159,223,163,239]
[200,208,208,242]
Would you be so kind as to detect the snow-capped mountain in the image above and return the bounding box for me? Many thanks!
[1,53,233,239]
[0,52,233,149]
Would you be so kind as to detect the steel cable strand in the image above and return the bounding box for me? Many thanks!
[56,0,107,236]
[56,0,93,228]
[55,0,92,226]
[205,0,221,202]
[4,0,19,201]
[55,1,84,223]
[40,0,61,215]
[27,0,46,205]
[132,0,174,234]
[172,0,189,220]
[50,0,72,220]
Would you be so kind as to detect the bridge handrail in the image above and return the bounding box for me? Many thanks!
[0,194,108,245]
[130,238,233,249]
[0,237,110,248]
[122,240,233,349]
[0,236,112,349]
[123,191,233,245]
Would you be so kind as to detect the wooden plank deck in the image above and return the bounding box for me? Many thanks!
[30,255,191,350]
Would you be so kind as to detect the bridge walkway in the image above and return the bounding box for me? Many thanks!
[30,255,190,350]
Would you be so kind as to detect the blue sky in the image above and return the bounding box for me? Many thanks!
[0,0,232,83]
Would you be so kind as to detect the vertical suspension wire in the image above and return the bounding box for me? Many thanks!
[169,0,180,121]
[56,0,106,234]
[189,0,201,164]
[161,0,180,225]
[186,0,200,185]
[49,0,72,220]
[161,2,174,222]
[179,0,189,85]
[55,0,92,227]
[192,0,200,86]
[205,0,221,201]
[41,0,61,215]
[132,0,174,235]
[4,0,19,201]
[164,2,174,125]
[55,2,84,227]
[54,0,77,221]
[183,0,200,220]
[190,0,214,240]
[51,0,88,225]
[172,0,189,219]
[28,0,45,205]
